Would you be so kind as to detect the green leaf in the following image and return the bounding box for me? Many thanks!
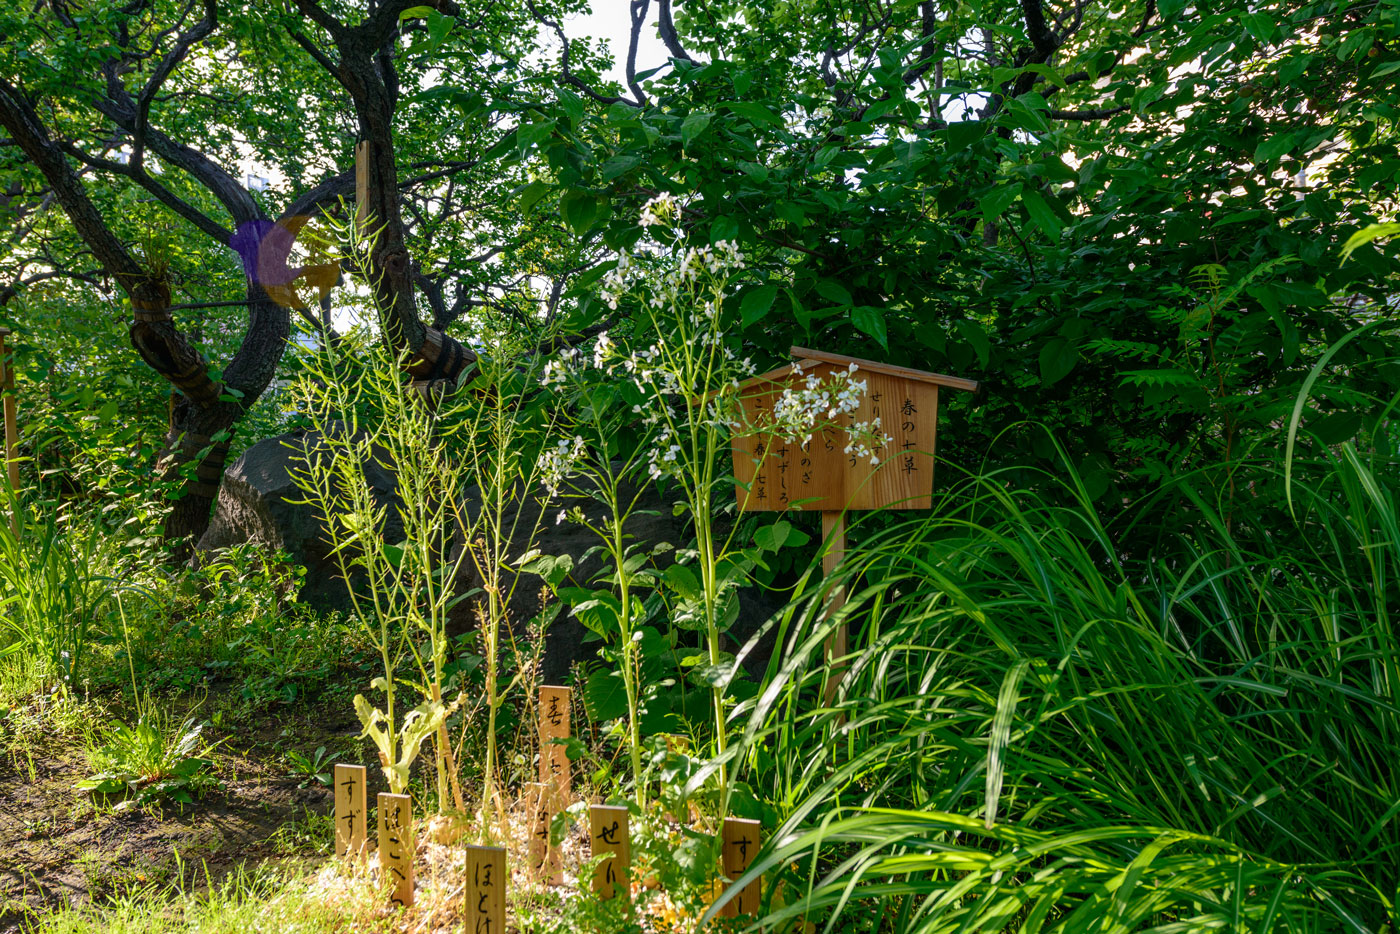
[664,564,701,601]
[1021,189,1062,239]
[814,280,852,305]
[427,10,453,44]
[1039,338,1079,386]
[1254,132,1296,164]
[725,102,784,126]
[560,191,602,233]
[398,5,435,20]
[979,182,1023,223]
[1340,223,1400,263]
[584,667,629,721]
[741,284,780,328]
[851,306,889,350]
[944,120,984,153]
[681,112,713,148]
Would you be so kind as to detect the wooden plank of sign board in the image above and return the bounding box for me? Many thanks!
[720,817,762,917]
[538,685,572,804]
[589,805,630,901]
[333,764,368,858]
[464,845,506,933]
[845,376,938,512]
[732,361,845,513]
[377,792,415,907]
[524,782,562,885]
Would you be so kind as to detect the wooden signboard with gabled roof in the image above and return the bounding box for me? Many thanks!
[730,345,979,703]
[731,346,978,514]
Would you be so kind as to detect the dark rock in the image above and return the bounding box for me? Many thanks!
[196,428,404,613]
[201,432,788,681]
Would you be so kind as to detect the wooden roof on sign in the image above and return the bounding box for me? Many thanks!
[787,346,980,393]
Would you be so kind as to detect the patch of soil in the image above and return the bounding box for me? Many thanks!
[0,694,364,932]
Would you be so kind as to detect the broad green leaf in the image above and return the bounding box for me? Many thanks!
[725,102,785,126]
[851,306,889,350]
[979,182,1023,222]
[681,112,713,147]
[1021,189,1062,239]
[1039,338,1078,385]
[740,284,780,327]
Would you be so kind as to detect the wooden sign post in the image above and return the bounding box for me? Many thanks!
[720,817,762,917]
[377,792,415,907]
[333,764,368,858]
[464,845,506,934]
[524,781,562,885]
[588,804,630,901]
[354,140,372,239]
[731,346,979,703]
[538,686,572,804]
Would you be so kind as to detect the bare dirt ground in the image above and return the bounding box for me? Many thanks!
[0,694,364,932]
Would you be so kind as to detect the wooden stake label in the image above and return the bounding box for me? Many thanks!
[333,764,367,858]
[525,781,562,885]
[377,792,414,907]
[720,818,762,916]
[464,845,506,934]
[589,805,630,900]
[538,686,572,804]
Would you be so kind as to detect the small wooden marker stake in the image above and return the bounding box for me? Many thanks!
[538,685,572,804]
[524,781,562,885]
[464,845,506,934]
[720,818,763,917]
[377,792,414,907]
[589,805,630,901]
[333,764,367,858]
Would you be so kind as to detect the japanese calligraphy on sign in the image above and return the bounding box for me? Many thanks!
[719,817,763,916]
[334,763,367,858]
[731,346,978,513]
[589,805,631,901]
[464,845,505,934]
[377,792,414,907]
[525,781,563,885]
[537,685,572,806]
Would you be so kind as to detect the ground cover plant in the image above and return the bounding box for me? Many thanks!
[1,0,1399,931]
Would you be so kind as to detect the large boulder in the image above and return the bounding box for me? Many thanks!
[196,428,405,613]
[201,431,788,682]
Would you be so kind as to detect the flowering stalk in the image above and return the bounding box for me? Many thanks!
[585,195,887,782]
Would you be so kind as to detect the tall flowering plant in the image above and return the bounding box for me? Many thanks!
[552,195,886,778]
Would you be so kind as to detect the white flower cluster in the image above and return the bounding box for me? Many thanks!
[760,363,892,465]
[638,192,678,228]
[537,435,587,495]
[600,240,745,312]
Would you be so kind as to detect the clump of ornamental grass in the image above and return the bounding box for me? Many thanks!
[707,436,1399,931]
